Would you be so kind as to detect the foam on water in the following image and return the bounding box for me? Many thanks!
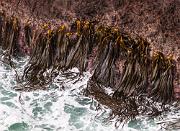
[0,55,179,131]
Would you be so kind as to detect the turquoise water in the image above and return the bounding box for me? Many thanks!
[0,55,179,131]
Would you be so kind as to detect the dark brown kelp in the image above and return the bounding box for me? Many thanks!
[0,15,20,57]
[150,52,175,103]
[0,11,5,47]
[61,20,95,73]
[24,22,32,47]
[0,12,178,123]
[22,20,96,87]
[113,37,150,98]
[91,27,120,87]
[85,80,165,124]
[23,29,57,86]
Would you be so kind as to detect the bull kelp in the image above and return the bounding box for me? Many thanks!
[0,12,177,124]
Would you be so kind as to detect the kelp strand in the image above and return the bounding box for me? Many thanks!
[150,52,175,103]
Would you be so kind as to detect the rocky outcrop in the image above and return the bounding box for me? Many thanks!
[0,0,179,121]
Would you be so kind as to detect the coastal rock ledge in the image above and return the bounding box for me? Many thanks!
[0,0,179,122]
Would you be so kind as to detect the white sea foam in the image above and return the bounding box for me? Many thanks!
[0,55,179,131]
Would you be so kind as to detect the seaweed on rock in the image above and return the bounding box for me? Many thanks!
[113,37,150,98]
[0,15,20,57]
[0,12,178,121]
[91,27,120,87]
[0,11,5,47]
[60,20,95,73]
[150,52,175,103]
[23,29,57,86]
[24,22,33,46]
[22,20,96,87]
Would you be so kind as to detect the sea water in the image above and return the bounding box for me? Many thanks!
[0,53,179,131]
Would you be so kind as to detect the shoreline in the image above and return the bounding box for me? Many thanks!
[0,0,179,122]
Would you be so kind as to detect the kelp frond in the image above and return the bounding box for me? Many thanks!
[0,15,20,58]
[24,21,32,47]
[91,27,120,87]
[113,37,150,98]
[150,52,175,103]
[22,20,96,88]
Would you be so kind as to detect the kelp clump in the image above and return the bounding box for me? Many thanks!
[113,37,150,98]
[0,12,20,58]
[150,52,175,103]
[22,20,96,88]
[0,11,177,122]
[91,27,121,87]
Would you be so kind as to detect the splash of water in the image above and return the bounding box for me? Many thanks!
[0,52,179,131]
